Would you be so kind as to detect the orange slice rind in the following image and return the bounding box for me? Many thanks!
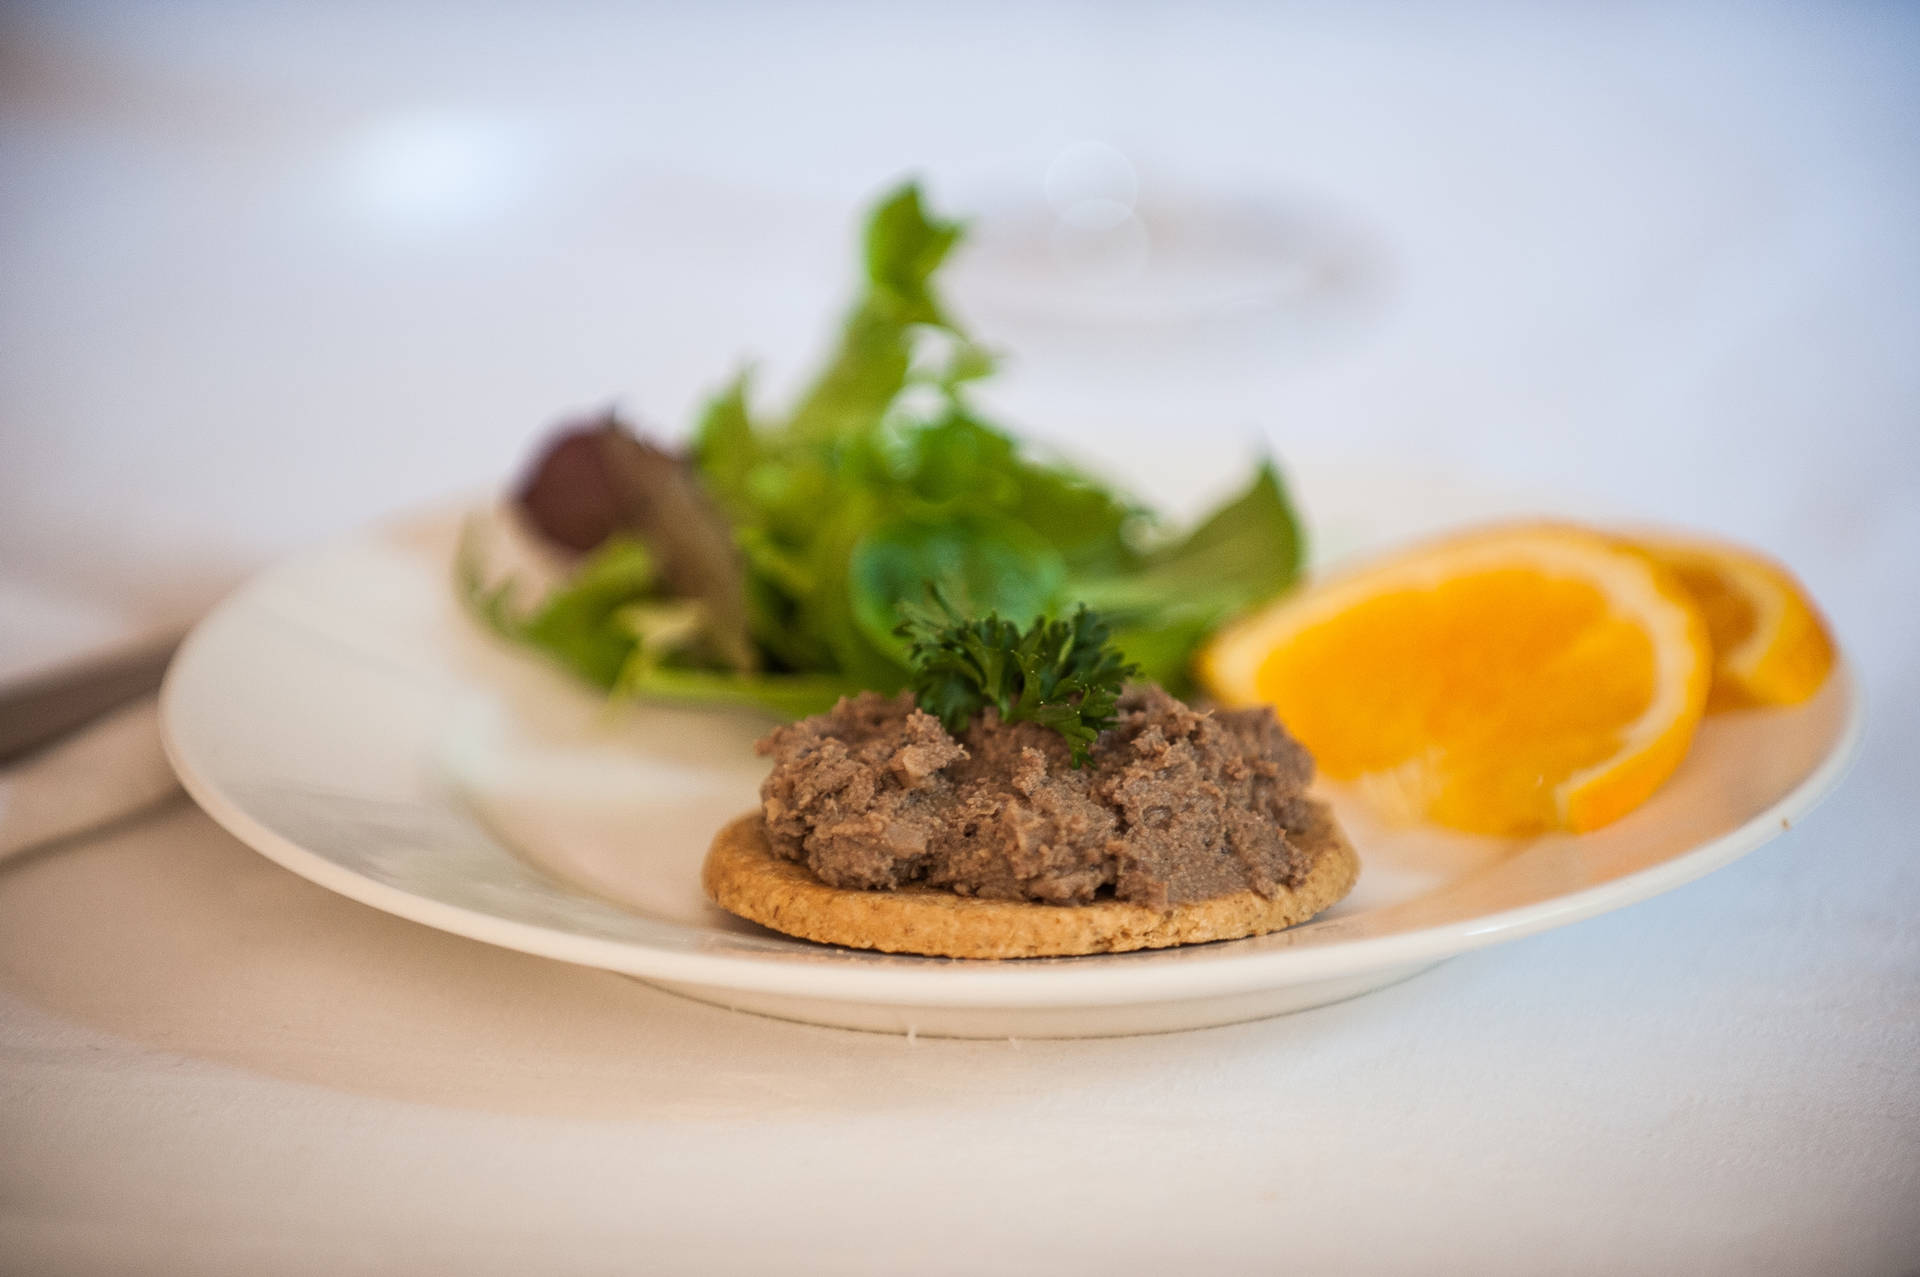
[1621,533,1835,712]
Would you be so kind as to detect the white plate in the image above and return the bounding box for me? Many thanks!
[159,486,1861,1038]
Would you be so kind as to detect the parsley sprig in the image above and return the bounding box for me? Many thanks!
[895,588,1138,766]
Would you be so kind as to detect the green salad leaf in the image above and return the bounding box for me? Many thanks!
[1073,461,1303,691]
[460,534,661,689]
[459,525,861,717]
[847,513,1067,661]
[464,179,1306,722]
[781,184,987,444]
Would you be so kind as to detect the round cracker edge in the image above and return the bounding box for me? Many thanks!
[701,811,1360,960]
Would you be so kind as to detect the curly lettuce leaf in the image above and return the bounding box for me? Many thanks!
[897,414,1140,574]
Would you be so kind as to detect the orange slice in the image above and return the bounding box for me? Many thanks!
[1198,524,1711,836]
[1622,533,1834,712]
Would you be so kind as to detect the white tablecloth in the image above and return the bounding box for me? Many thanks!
[3,3,1916,1272]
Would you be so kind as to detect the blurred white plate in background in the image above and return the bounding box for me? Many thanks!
[946,144,1387,368]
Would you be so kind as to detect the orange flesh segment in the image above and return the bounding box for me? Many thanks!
[1201,525,1712,837]
[1256,570,1661,833]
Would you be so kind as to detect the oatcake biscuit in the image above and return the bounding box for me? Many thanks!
[701,804,1360,959]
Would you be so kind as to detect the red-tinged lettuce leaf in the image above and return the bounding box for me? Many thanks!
[514,413,755,673]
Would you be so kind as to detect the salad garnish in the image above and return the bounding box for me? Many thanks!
[464,181,1303,718]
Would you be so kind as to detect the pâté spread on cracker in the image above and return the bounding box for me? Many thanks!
[702,594,1358,958]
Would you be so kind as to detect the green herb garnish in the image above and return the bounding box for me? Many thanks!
[896,589,1137,767]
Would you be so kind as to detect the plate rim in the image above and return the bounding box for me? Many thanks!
[157,518,1867,1010]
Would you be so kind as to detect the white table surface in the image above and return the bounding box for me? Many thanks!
[3,3,1917,1273]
